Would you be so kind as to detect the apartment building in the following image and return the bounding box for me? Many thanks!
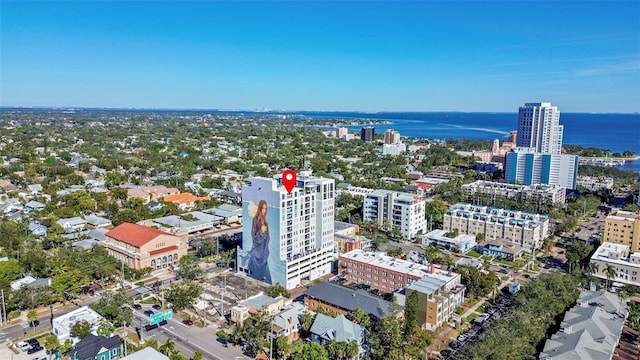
[505,148,579,189]
[238,171,335,289]
[383,129,401,144]
[363,190,426,240]
[516,102,563,154]
[443,203,549,250]
[590,242,640,287]
[339,249,464,295]
[576,176,614,192]
[603,210,640,252]
[405,276,466,331]
[462,180,566,205]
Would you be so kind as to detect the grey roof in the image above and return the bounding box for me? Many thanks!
[84,214,112,227]
[310,313,364,343]
[73,239,101,250]
[75,334,122,360]
[121,347,169,360]
[243,294,282,310]
[334,221,356,232]
[407,276,447,296]
[304,282,395,319]
[539,290,628,360]
[273,302,307,332]
[25,200,46,209]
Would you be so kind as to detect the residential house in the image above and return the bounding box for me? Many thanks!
[70,334,123,360]
[102,223,188,271]
[25,200,46,212]
[57,217,88,234]
[84,214,112,228]
[163,192,209,210]
[309,314,365,359]
[27,184,43,195]
[29,221,48,237]
[270,302,308,343]
[53,306,104,343]
[476,239,526,261]
[231,293,291,324]
[539,290,628,360]
[147,201,163,212]
[126,185,180,202]
[10,275,52,291]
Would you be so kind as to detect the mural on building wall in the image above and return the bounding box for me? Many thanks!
[239,186,285,286]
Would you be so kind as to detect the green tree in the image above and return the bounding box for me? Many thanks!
[275,335,293,360]
[27,309,38,332]
[345,340,360,359]
[90,291,134,326]
[96,320,115,337]
[192,351,203,360]
[43,333,60,360]
[605,264,618,290]
[165,280,201,311]
[290,342,329,360]
[351,307,371,329]
[176,255,203,280]
[404,290,419,336]
[300,311,315,338]
[265,284,291,298]
[159,338,175,356]
[0,259,25,282]
[71,320,92,338]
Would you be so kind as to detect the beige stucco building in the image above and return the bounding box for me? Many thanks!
[102,223,188,271]
[443,203,549,250]
[603,210,640,253]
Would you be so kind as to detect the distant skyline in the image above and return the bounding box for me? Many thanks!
[1,1,639,113]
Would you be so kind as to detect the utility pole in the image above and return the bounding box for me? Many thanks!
[220,281,224,317]
[1,289,5,326]
[269,321,273,360]
[121,259,125,289]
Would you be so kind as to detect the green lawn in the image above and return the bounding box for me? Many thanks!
[466,313,480,323]
[466,250,483,258]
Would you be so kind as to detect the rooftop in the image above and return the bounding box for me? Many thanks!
[106,223,176,247]
[304,281,396,319]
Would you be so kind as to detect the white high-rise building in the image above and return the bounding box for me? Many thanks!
[517,102,564,154]
[238,171,335,290]
[363,190,426,240]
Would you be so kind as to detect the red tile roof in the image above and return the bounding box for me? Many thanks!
[149,245,178,256]
[105,223,175,247]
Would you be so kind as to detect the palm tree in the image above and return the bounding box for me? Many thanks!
[27,309,38,333]
[43,334,60,360]
[605,264,617,291]
[586,262,599,287]
[345,341,360,359]
[159,338,175,356]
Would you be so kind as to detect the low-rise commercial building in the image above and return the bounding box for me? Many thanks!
[334,221,364,255]
[476,239,526,260]
[53,306,103,343]
[590,242,640,287]
[443,203,549,250]
[303,281,395,320]
[422,229,477,253]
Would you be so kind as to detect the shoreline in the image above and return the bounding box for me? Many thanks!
[579,156,640,161]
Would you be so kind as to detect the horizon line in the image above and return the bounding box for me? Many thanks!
[1,105,638,115]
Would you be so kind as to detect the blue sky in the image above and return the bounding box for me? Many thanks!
[1,1,639,112]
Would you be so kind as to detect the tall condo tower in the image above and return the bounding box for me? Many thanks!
[238,171,335,290]
[516,102,564,154]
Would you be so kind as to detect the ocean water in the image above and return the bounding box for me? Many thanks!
[297,111,640,173]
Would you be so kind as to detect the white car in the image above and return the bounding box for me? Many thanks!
[16,341,30,351]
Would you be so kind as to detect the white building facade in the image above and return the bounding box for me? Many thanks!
[505,147,579,189]
[363,190,426,239]
[516,102,564,154]
[462,180,566,205]
[239,172,335,290]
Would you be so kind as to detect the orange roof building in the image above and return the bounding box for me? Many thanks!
[163,192,209,210]
[103,223,188,271]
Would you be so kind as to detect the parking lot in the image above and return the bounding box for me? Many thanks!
[440,294,513,360]
[196,271,269,322]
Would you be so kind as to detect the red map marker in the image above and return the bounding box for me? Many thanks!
[282,169,297,194]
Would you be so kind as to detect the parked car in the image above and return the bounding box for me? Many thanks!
[182,319,193,326]
[16,341,30,352]
[144,310,154,316]
[450,340,462,349]
[440,349,452,357]
[152,304,162,310]
[27,346,43,354]
[27,338,40,346]
[133,304,142,310]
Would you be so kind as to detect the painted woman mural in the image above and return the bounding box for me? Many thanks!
[247,199,272,283]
